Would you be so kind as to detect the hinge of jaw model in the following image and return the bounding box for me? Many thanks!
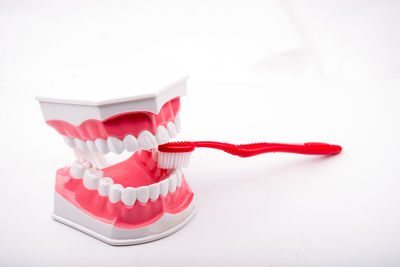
[36,74,197,246]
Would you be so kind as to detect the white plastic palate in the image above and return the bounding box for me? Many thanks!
[35,69,188,125]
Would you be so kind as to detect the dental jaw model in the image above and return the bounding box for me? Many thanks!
[36,76,196,245]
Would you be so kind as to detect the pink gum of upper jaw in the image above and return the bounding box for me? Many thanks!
[46,97,180,141]
[55,167,194,229]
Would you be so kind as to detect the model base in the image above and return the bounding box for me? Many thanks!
[52,192,197,245]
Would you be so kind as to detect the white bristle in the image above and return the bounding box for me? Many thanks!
[158,151,192,169]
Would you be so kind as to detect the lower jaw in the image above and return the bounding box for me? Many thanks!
[53,191,197,246]
[55,167,194,229]
[53,150,195,244]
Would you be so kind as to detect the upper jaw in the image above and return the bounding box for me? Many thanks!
[36,76,186,154]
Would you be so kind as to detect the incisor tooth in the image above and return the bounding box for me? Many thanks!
[155,126,170,145]
[138,131,157,150]
[121,187,136,206]
[75,138,87,151]
[70,159,92,178]
[166,122,177,139]
[107,137,124,154]
[136,186,150,203]
[169,173,177,193]
[160,179,169,197]
[86,140,98,152]
[149,183,160,200]
[83,168,104,190]
[176,169,183,187]
[174,113,181,133]
[63,136,75,147]
[123,135,139,152]
[98,177,113,196]
[109,184,124,203]
[95,138,110,154]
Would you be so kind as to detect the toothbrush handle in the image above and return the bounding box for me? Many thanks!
[194,142,342,157]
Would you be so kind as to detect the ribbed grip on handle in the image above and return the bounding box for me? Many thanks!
[194,141,342,157]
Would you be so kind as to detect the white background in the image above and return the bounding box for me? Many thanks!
[1,1,400,266]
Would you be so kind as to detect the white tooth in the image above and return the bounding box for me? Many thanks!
[169,173,177,193]
[121,187,136,206]
[123,135,139,152]
[70,159,92,178]
[86,140,98,152]
[148,183,160,200]
[138,131,157,150]
[83,168,104,190]
[151,149,158,161]
[159,179,169,197]
[166,122,177,139]
[95,138,110,154]
[98,177,113,196]
[136,186,150,203]
[155,126,170,145]
[63,136,75,147]
[176,169,183,187]
[107,136,124,154]
[174,113,181,133]
[75,138,87,151]
[108,184,124,203]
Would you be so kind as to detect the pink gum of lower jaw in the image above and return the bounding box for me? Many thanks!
[55,167,194,229]
[45,97,181,141]
[103,150,173,188]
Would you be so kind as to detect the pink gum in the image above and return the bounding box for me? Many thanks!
[46,98,180,141]
[102,150,173,188]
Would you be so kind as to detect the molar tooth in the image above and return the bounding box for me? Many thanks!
[98,177,113,196]
[108,184,124,203]
[75,138,88,151]
[107,137,124,154]
[95,138,110,154]
[155,126,170,145]
[136,186,150,203]
[121,187,136,206]
[166,122,177,139]
[123,135,139,152]
[83,168,104,190]
[148,183,160,200]
[70,159,92,178]
[63,136,75,147]
[176,169,183,187]
[174,113,181,133]
[86,140,98,152]
[159,179,169,197]
[169,173,177,193]
[138,131,157,150]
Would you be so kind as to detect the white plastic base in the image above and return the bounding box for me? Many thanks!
[52,192,196,245]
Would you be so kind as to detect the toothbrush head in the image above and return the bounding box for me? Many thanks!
[157,142,196,169]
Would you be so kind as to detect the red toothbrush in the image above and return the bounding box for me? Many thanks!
[157,141,342,169]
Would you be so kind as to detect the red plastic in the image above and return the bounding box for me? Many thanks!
[158,141,342,156]
[101,150,174,187]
